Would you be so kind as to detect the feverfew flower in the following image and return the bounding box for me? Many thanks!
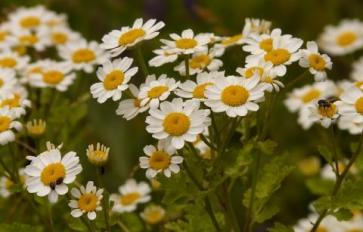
[138,74,179,108]
[26,119,46,137]
[116,84,149,120]
[24,147,82,203]
[205,75,265,117]
[8,6,47,31]
[243,18,271,37]
[28,61,76,91]
[69,181,103,220]
[110,179,151,213]
[59,40,108,73]
[86,143,110,167]
[0,91,31,117]
[0,51,29,71]
[0,107,22,145]
[0,169,26,198]
[91,57,138,103]
[139,140,183,178]
[160,29,209,55]
[319,19,363,56]
[146,98,210,149]
[140,205,166,225]
[299,41,332,81]
[0,69,17,92]
[101,18,165,57]
[148,47,178,67]
[307,98,339,129]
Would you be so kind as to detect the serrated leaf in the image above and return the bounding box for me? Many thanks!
[305,177,334,195]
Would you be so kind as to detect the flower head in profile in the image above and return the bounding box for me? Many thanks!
[86,143,110,167]
[0,90,31,117]
[69,181,103,220]
[91,57,138,103]
[148,47,179,67]
[205,75,266,117]
[160,29,209,55]
[299,41,332,81]
[139,140,183,178]
[140,205,166,225]
[146,98,210,149]
[116,84,149,120]
[110,179,151,213]
[26,119,46,137]
[319,19,363,56]
[101,18,165,57]
[24,146,82,203]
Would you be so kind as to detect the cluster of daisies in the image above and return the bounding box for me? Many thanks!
[285,20,363,133]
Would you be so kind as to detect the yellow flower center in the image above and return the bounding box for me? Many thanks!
[147,86,168,98]
[40,163,66,186]
[308,54,326,71]
[301,89,321,103]
[0,79,3,87]
[355,81,363,89]
[5,178,14,190]
[20,16,40,28]
[315,227,328,232]
[262,76,274,84]
[120,192,141,205]
[51,32,68,45]
[103,70,124,90]
[42,70,64,85]
[175,38,198,49]
[134,98,141,108]
[1,95,20,108]
[259,38,273,52]
[245,67,264,78]
[318,103,337,118]
[0,31,8,42]
[78,193,98,212]
[355,97,363,115]
[221,34,243,46]
[26,120,46,136]
[264,48,291,65]
[72,49,96,63]
[118,29,146,46]
[0,58,17,68]
[13,46,27,56]
[221,85,249,106]
[189,54,211,69]
[149,151,171,170]
[337,31,357,47]
[192,82,213,99]
[163,112,190,136]
[19,34,38,45]
[0,116,11,132]
[144,209,164,224]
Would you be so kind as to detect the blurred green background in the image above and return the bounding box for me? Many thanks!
[2,0,363,226]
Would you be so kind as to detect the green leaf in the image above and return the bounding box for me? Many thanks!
[0,223,41,232]
[305,177,334,195]
[332,208,353,221]
[257,140,278,155]
[317,145,333,164]
[268,223,294,232]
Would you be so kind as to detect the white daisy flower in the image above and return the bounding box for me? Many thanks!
[0,107,22,145]
[110,179,151,213]
[116,84,149,120]
[20,59,50,84]
[294,214,342,232]
[14,29,49,51]
[175,71,223,100]
[139,140,183,178]
[146,98,210,149]
[318,19,363,56]
[8,6,47,31]
[148,47,179,67]
[138,74,179,108]
[28,61,76,91]
[351,56,363,81]
[160,29,209,55]
[69,181,103,220]
[205,75,266,117]
[0,23,17,51]
[0,90,31,117]
[0,68,17,92]
[91,57,138,103]
[336,86,363,134]
[46,26,82,47]
[0,168,26,198]
[0,51,29,71]
[101,18,165,57]
[140,205,166,225]
[173,48,223,75]
[284,81,338,113]
[299,41,332,81]
[246,34,303,76]
[43,10,68,29]
[59,40,108,73]
[24,147,82,203]
[307,98,339,129]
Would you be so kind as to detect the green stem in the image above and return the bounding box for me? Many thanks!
[224,182,240,232]
[310,132,363,232]
[48,203,55,232]
[184,55,190,79]
[183,162,220,231]
[117,220,131,232]
[81,215,95,232]
[330,125,340,179]
[133,46,149,77]
[96,168,111,232]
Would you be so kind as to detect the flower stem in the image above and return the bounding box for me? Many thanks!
[81,215,95,232]
[133,46,149,77]
[184,55,190,79]
[310,132,363,232]
[48,203,55,232]
[96,168,111,232]
[117,220,131,232]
